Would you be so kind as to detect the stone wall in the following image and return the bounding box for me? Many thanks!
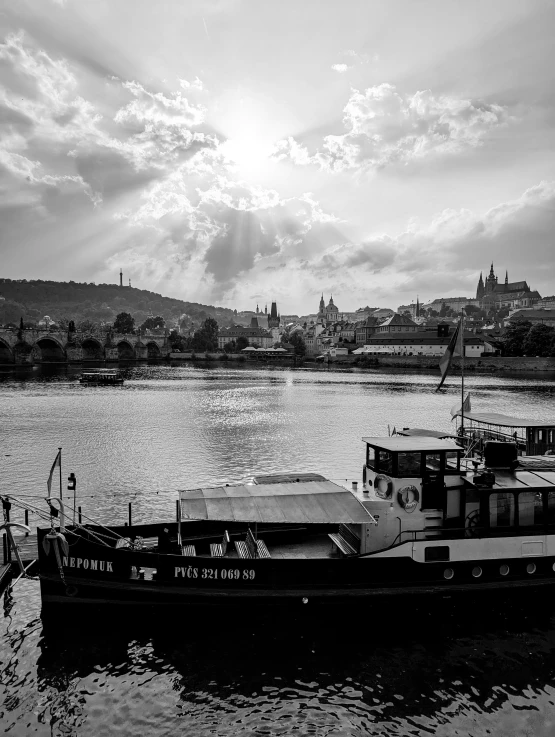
[356,356,555,372]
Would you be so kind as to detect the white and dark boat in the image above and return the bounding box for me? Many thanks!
[79,369,124,385]
[35,429,555,607]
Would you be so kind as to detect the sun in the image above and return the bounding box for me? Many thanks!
[220,135,274,175]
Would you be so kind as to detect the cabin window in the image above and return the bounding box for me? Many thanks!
[424,546,450,562]
[489,492,515,527]
[397,452,422,477]
[537,429,546,443]
[366,445,376,468]
[518,491,543,526]
[549,430,555,444]
[547,492,555,525]
[424,453,442,472]
[378,450,393,474]
[445,451,460,471]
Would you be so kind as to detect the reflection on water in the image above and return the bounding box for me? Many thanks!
[2,365,555,735]
[2,583,555,736]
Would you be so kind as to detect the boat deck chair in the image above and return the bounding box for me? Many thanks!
[210,530,230,558]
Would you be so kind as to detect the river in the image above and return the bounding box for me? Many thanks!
[1,363,555,736]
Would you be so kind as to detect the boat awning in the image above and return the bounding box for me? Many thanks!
[395,428,459,439]
[178,481,376,524]
[453,411,553,428]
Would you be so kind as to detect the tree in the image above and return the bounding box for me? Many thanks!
[287,332,306,356]
[140,315,165,332]
[77,318,98,334]
[503,320,532,356]
[236,335,249,351]
[191,317,219,351]
[113,312,135,335]
[169,329,187,351]
[439,302,449,317]
[463,305,480,315]
[523,323,555,357]
[224,340,237,353]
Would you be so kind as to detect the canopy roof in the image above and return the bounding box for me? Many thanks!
[395,428,458,439]
[454,411,554,428]
[179,481,376,524]
[362,436,461,452]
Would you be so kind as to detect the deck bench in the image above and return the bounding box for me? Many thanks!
[235,529,271,559]
[210,531,230,558]
[329,524,360,556]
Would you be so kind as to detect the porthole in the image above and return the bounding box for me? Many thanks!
[472,566,482,578]
[552,562,555,572]
[499,564,509,576]
[526,563,536,574]
[443,568,454,579]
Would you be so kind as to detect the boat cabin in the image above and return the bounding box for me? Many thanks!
[80,369,124,385]
[453,410,555,456]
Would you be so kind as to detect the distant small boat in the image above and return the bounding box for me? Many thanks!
[79,369,124,385]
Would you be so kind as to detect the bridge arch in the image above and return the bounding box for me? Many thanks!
[0,337,14,364]
[146,341,161,358]
[81,337,104,360]
[33,337,66,362]
[117,340,135,360]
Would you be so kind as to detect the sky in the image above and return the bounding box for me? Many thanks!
[0,0,554,314]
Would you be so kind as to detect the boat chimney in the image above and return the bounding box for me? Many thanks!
[352,481,358,492]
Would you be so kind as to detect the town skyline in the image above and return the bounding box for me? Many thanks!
[1,1,554,314]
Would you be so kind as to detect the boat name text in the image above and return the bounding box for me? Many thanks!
[174,567,256,581]
[62,556,113,572]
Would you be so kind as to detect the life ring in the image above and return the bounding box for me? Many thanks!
[397,485,420,513]
[65,585,78,598]
[375,474,393,499]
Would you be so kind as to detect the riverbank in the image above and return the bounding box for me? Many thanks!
[168,353,555,373]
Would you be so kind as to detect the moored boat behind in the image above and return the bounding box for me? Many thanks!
[79,369,124,385]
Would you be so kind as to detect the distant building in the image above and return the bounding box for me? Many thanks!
[217,324,273,350]
[375,313,419,334]
[477,263,541,309]
[505,309,555,328]
[356,328,493,357]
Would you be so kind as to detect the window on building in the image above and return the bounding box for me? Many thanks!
[518,491,543,526]
[489,492,515,527]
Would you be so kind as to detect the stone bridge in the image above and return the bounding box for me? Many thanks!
[0,328,171,364]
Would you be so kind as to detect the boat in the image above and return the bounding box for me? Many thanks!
[79,369,124,385]
[32,428,555,607]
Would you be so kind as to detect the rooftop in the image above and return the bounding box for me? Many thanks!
[361,437,461,452]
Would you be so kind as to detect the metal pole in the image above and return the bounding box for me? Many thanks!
[78,506,82,524]
[73,477,77,526]
[128,502,132,528]
[59,447,62,499]
[460,311,465,435]
[2,534,7,565]
[24,510,29,536]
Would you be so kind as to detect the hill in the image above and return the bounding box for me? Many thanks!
[0,279,236,329]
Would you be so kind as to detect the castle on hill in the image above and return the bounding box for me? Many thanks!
[476,263,540,308]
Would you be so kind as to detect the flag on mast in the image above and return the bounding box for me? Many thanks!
[436,319,461,391]
[47,449,61,496]
[450,393,471,418]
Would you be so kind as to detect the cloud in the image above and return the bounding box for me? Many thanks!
[272,83,510,172]
[331,64,351,74]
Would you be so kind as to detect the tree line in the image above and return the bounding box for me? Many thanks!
[503,321,555,357]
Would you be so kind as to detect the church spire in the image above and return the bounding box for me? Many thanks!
[489,262,495,277]
[505,270,508,284]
